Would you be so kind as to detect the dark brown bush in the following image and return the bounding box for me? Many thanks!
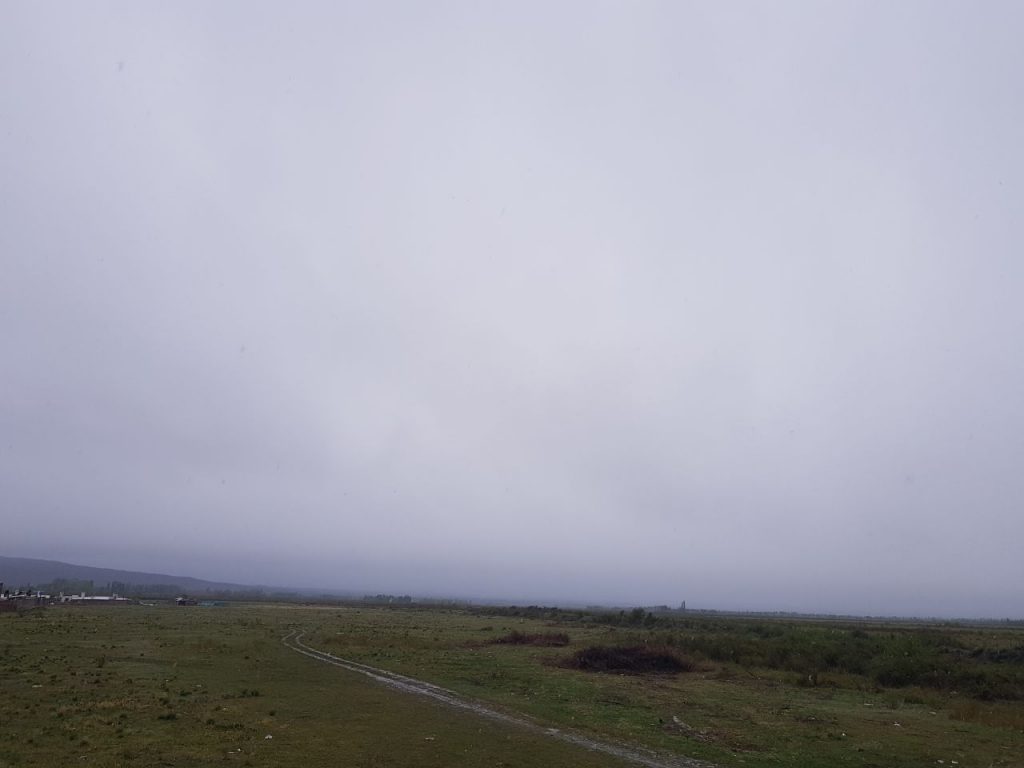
[565,645,695,674]
[493,630,570,647]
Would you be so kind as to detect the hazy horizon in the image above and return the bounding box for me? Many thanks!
[3,2,1023,620]
[5,551,1017,621]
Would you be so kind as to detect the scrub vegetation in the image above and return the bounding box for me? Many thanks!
[565,645,696,674]
[492,630,570,647]
[3,602,1023,768]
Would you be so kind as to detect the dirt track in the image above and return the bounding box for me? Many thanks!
[282,629,712,768]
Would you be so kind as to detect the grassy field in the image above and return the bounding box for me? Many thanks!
[0,604,628,768]
[2,603,1023,768]
[306,605,1024,767]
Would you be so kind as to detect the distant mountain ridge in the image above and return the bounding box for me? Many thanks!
[0,555,266,595]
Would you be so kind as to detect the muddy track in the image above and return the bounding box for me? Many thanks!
[281,629,713,768]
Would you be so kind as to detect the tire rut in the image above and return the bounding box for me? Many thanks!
[281,629,713,768]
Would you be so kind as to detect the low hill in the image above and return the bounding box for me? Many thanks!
[0,555,272,597]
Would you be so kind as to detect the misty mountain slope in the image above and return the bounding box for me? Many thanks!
[0,555,260,594]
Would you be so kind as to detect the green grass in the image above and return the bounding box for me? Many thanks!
[0,605,629,768]
[308,606,1024,768]
[3,603,1023,768]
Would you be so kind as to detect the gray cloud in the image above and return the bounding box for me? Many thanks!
[2,2,1022,617]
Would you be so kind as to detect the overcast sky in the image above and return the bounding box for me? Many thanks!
[2,2,1022,617]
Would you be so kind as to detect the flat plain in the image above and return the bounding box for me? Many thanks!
[2,603,1023,767]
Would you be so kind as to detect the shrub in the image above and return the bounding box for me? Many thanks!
[565,645,695,674]
[493,631,570,647]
